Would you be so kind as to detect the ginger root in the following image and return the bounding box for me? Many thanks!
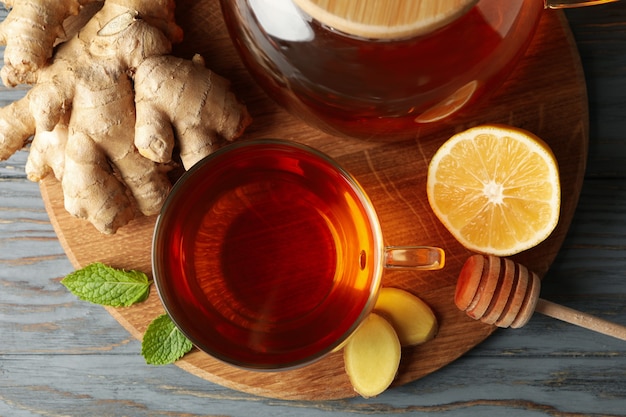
[134,54,251,170]
[0,0,102,86]
[343,289,438,397]
[374,287,438,346]
[344,313,401,398]
[0,1,251,233]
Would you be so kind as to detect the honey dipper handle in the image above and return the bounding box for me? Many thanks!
[535,298,626,342]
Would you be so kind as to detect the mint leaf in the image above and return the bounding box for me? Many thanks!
[142,313,193,365]
[61,262,150,307]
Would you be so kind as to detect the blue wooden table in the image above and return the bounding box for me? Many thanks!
[1,3,626,416]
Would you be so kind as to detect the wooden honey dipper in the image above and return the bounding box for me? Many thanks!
[456,254,626,341]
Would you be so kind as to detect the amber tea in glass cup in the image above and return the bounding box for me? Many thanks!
[152,140,444,370]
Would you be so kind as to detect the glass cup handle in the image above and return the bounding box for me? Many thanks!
[384,246,445,270]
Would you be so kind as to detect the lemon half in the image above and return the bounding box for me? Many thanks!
[427,125,561,256]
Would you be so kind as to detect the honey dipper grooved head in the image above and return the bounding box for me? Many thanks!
[455,255,541,328]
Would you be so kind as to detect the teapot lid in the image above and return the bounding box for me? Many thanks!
[292,0,479,39]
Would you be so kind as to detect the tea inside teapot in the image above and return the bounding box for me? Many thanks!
[221,0,544,139]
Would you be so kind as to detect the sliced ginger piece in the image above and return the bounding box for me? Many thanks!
[374,287,438,346]
[344,313,401,398]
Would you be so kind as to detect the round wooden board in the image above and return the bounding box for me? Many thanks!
[39,0,588,401]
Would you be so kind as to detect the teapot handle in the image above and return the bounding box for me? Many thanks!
[545,0,618,8]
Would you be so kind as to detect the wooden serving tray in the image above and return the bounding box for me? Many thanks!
[40,0,588,401]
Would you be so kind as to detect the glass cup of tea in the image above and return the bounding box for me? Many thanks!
[152,139,444,371]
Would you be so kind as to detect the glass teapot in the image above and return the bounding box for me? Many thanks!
[220,0,616,140]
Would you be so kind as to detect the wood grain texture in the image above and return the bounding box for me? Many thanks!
[36,0,587,401]
[4,2,626,416]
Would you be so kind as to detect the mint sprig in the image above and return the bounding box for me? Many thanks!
[142,314,193,365]
[61,262,151,307]
[62,262,193,365]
